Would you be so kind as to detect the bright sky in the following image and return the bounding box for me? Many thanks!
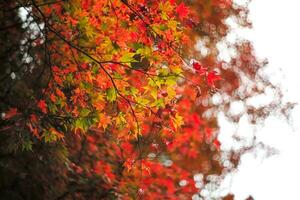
[217,0,300,199]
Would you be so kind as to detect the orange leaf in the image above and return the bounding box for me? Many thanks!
[38,100,48,114]
[98,113,111,130]
[27,123,40,138]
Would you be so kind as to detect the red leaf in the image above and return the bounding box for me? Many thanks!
[3,108,19,120]
[176,3,188,19]
[30,114,38,123]
[191,113,202,127]
[169,0,176,5]
[204,127,213,139]
[38,100,48,114]
[193,61,207,75]
[207,71,222,86]
[56,88,65,98]
[192,62,201,70]
[50,93,56,102]
[27,123,40,138]
[213,139,221,150]
[52,65,60,73]
[81,0,91,10]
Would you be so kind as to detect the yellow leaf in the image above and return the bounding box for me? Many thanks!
[172,113,184,130]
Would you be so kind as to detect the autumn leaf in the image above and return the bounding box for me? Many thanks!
[81,0,91,10]
[80,108,91,117]
[43,128,64,142]
[52,65,60,72]
[193,61,207,75]
[50,128,64,139]
[50,93,56,102]
[106,88,117,102]
[38,100,48,114]
[204,127,213,139]
[120,52,137,64]
[169,0,176,5]
[30,114,38,123]
[27,123,40,138]
[207,71,222,86]
[98,113,111,130]
[3,107,19,120]
[213,139,221,150]
[0,0,272,198]
[176,2,188,19]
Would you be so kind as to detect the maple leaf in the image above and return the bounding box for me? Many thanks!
[98,113,111,130]
[204,127,213,139]
[3,108,19,120]
[191,113,202,127]
[213,139,221,150]
[192,62,201,70]
[81,0,91,10]
[169,0,176,5]
[176,2,188,19]
[52,65,60,73]
[50,93,56,102]
[38,100,48,114]
[56,88,65,98]
[192,61,207,75]
[27,123,40,138]
[123,158,135,171]
[106,88,117,102]
[30,114,38,123]
[49,128,64,140]
[207,71,222,86]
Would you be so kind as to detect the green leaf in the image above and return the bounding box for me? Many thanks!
[43,130,58,143]
[101,23,108,31]
[113,72,123,79]
[120,20,129,28]
[159,24,168,31]
[151,98,165,108]
[22,139,33,151]
[80,108,91,117]
[75,118,89,132]
[120,52,136,63]
[136,46,152,58]
[132,42,144,51]
[66,73,74,83]
[106,88,117,102]
[78,17,88,30]
[48,103,58,114]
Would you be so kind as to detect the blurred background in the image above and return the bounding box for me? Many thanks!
[216,0,300,199]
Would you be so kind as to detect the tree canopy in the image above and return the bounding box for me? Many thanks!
[0,0,283,199]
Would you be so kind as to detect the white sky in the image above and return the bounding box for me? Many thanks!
[217,0,300,199]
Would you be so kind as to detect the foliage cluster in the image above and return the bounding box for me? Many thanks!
[0,0,280,199]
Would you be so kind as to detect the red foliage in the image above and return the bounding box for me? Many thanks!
[0,0,278,199]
